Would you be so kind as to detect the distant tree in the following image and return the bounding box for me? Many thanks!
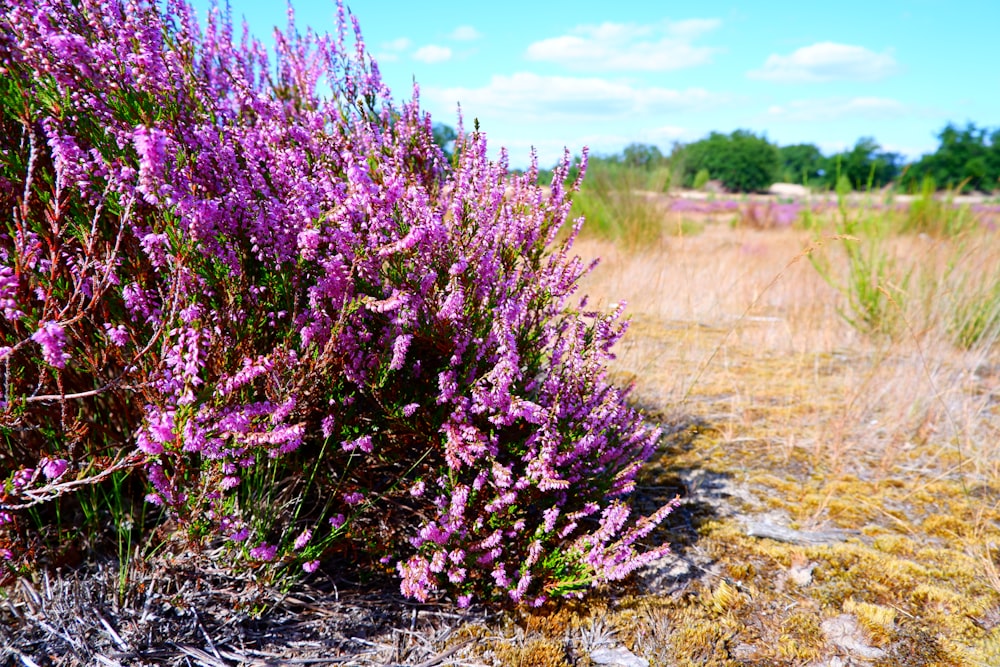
[680,130,779,192]
[824,138,901,190]
[905,123,1000,192]
[622,142,666,170]
[432,122,457,160]
[778,143,825,184]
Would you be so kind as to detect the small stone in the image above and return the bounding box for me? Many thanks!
[820,614,886,660]
[590,645,650,667]
[788,558,816,586]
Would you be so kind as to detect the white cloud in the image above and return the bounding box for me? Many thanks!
[767,97,907,122]
[384,37,412,52]
[449,25,481,41]
[427,73,722,122]
[666,18,721,40]
[748,42,898,83]
[413,45,453,64]
[525,19,721,71]
[375,37,412,62]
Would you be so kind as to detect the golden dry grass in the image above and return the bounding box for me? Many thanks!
[463,211,1000,666]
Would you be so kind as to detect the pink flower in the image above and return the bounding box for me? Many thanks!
[342,435,373,453]
[249,542,277,561]
[293,529,312,550]
[31,321,70,368]
[220,476,241,490]
[103,323,129,347]
[302,560,320,573]
[229,527,250,542]
[389,334,411,371]
[40,458,69,480]
[12,468,34,489]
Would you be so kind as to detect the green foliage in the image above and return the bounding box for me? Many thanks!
[678,130,779,193]
[621,142,666,170]
[822,138,902,191]
[778,143,825,185]
[571,159,668,248]
[810,188,910,338]
[904,122,1000,193]
[538,145,669,189]
[432,123,457,160]
[693,168,710,190]
[948,274,1000,350]
[901,176,976,236]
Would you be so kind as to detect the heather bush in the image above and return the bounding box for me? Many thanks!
[0,0,674,605]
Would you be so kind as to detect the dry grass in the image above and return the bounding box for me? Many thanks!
[540,215,1000,665]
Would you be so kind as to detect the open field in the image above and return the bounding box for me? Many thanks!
[477,202,1000,665]
[8,195,1000,665]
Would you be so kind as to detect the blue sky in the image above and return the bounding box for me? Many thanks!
[189,0,999,169]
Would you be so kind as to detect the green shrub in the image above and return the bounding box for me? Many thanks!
[679,130,779,193]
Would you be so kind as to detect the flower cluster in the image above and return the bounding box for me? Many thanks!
[0,0,675,603]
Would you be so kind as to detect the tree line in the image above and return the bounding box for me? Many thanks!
[435,122,1000,194]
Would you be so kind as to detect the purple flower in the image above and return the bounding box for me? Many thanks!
[293,528,312,550]
[297,228,321,261]
[543,507,560,533]
[40,458,69,480]
[103,323,129,347]
[229,527,250,543]
[0,0,677,607]
[0,266,23,320]
[133,125,168,205]
[342,435,372,453]
[220,476,241,490]
[31,321,70,368]
[321,414,337,438]
[249,542,277,561]
[139,232,170,268]
[12,468,34,489]
[389,334,411,371]
[491,565,510,588]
